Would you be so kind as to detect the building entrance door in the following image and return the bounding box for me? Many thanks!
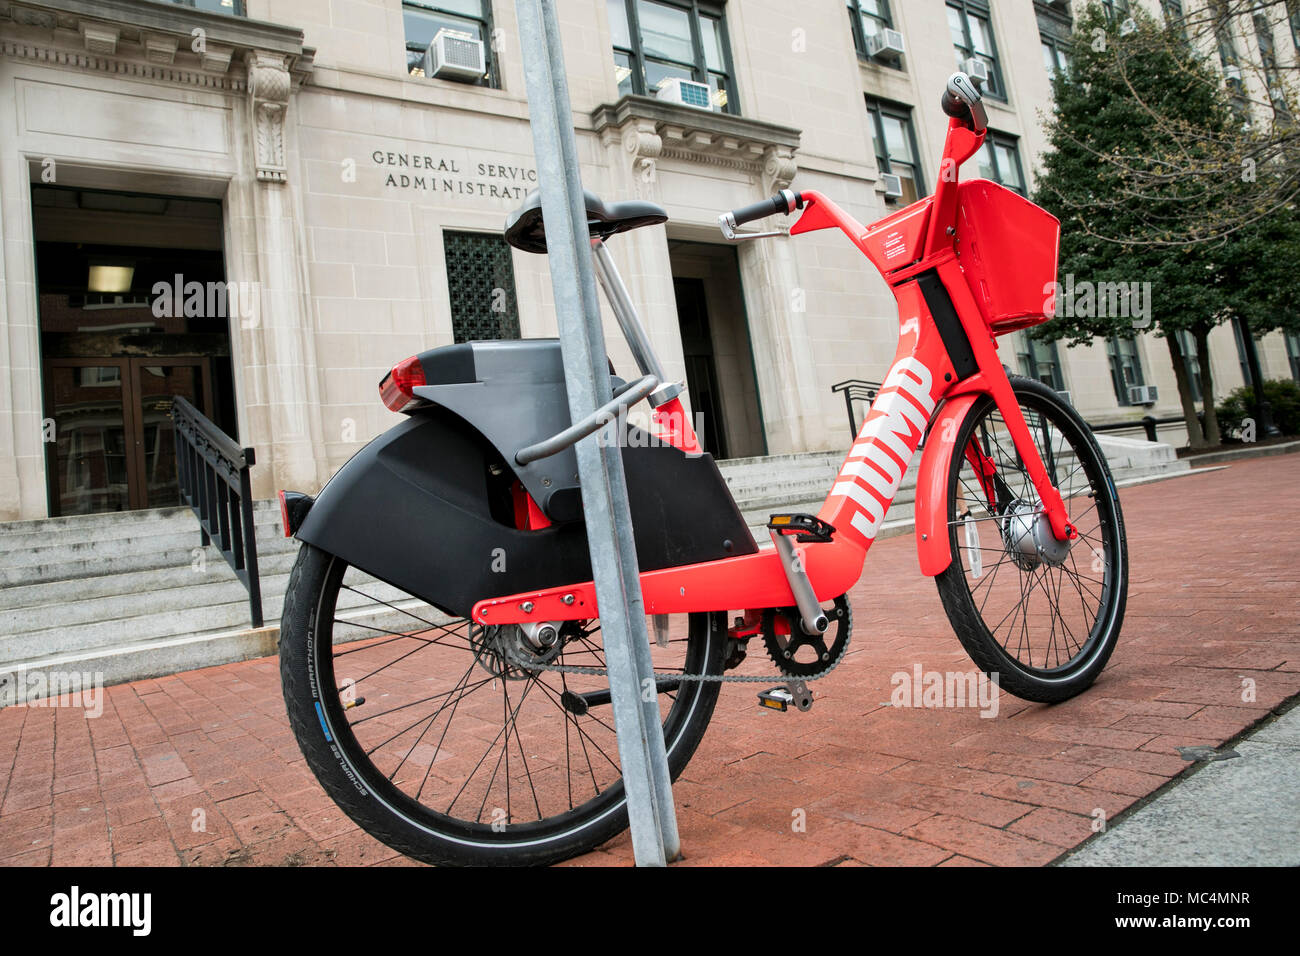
[31,184,235,518]
[43,357,213,515]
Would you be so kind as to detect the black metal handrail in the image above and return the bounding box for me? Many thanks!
[831,379,881,438]
[830,375,1197,447]
[172,396,262,628]
[1088,413,1199,443]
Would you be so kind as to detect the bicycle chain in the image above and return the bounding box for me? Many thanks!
[492,598,853,685]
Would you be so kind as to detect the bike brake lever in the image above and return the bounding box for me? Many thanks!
[717,211,788,242]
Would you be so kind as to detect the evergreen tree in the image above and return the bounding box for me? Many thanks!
[1032,3,1300,446]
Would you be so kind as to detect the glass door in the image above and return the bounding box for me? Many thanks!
[42,356,213,515]
[129,359,213,510]
[44,359,134,515]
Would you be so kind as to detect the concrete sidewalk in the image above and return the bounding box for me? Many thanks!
[1059,705,1300,866]
[0,454,1296,867]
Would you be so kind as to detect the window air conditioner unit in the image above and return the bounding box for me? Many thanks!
[656,77,714,110]
[423,28,486,82]
[1119,17,1137,37]
[880,172,904,199]
[1128,384,1158,405]
[963,57,989,86]
[865,28,905,61]
[1224,64,1242,81]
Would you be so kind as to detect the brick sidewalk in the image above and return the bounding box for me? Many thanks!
[1,455,1296,866]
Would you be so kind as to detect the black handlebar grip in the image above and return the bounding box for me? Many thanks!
[941,89,973,126]
[733,193,790,227]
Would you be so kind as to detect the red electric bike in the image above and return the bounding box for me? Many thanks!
[277,74,1127,866]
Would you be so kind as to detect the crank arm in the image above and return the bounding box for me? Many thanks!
[561,678,683,715]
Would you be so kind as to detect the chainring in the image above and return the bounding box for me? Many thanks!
[761,596,851,677]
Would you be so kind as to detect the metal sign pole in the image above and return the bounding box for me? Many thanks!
[513,0,681,866]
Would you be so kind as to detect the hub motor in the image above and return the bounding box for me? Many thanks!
[471,621,565,679]
[1000,498,1071,570]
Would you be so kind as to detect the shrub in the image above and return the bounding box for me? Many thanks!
[1216,378,1300,440]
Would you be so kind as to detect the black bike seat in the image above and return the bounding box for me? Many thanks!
[504,189,667,254]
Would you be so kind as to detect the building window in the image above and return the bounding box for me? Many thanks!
[976,131,1026,195]
[1208,0,1248,106]
[170,0,245,14]
[1040,34,1070,76]
[1285,331,1300,383]
[1291,1,1300,53]
[1161,0,1186,37]
[1099,0,1131,24]
[1013,332,1065,392]
[1036,1,1072,80]
[1231,317,1270,387]
[1253,12,1290,117]
[1107,336,1146,405]
[866,98,925,205]
[947,0,1005,100]
[404,1,496,86]
[848,0,899,65]
[444,231,520,343]
[1176,329,1203,403]
[609,0,738,114]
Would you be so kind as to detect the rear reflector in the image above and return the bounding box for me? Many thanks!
[379,355,427,412]
[279,490,314,537]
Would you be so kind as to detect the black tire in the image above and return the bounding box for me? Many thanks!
[935,376,1128,703]
[279,544,725,866]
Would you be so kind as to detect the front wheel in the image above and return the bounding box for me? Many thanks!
[935,376,1128,703]
[279,544,726,866]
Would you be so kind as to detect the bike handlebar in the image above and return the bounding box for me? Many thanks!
[942,72,987,133]
[727,189,804,227]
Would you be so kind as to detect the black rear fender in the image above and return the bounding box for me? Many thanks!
[294,407,755,619]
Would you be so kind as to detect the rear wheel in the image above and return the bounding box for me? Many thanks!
[279,544,725,866]
[935,376,1127,703]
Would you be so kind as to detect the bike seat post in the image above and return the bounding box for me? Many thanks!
[590,239,683,407]
[768,527,830,637]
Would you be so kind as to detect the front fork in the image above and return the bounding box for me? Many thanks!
[982,371,1075,541]
[937,259,1075,543]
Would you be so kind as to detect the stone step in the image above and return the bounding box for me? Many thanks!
[0,599,445,705]
[0,506,285,558]
[0,548,301,613]
[1,528,296,588]
[0,568,292,636]
[0,562,402,665]
[0,500,282,545]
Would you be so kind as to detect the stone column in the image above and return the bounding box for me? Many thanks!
[733,145,825,455]
[236,50,326,498]
[0,143,43,519]
[606,122,689,397]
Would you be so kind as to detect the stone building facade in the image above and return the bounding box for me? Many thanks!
[1,0,1297,521]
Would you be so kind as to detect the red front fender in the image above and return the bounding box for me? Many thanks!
[914,392,980,576]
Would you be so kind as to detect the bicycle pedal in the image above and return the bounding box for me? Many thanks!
[757,681,812,713]
[767,513,835,543]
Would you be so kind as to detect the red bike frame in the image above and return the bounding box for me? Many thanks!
[472,116,1076,628]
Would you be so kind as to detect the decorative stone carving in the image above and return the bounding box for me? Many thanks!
[593,95,799,194]
[79,22,119,56]
[200,43,234,74]
[143,33,178,65]
[761,145,798,195]
[621,118,662,186]
[248,51,291,183]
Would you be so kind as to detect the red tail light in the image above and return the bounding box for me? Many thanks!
[379,355,426,412]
